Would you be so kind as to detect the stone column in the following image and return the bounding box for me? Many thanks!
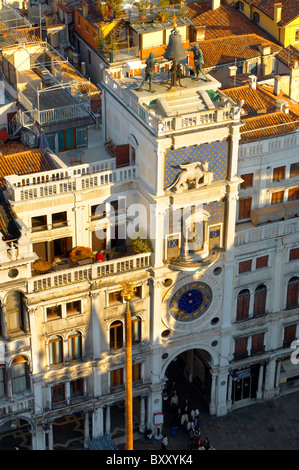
[105,405,111,434]
[0,301,8,340]
[221,261,234,328]
[84,411,90,449]
[209,371,217,415]
[149,278,163,346]
[139,395,146,432]
[92,407,104,439]
[48,424,54,450]
[227,373,233,411]
[146,392,152,430]
[215,371,229,416]
[89,292,101,360]
[274,360,281,397]
[263,359,276,400]
[256,362,264,401]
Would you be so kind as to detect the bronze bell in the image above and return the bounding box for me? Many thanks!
[164,28,187,62]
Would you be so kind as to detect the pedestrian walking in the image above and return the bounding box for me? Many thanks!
[188,429,195,450]
[161,434,168,450]
[170,393,178,409]
[171,417,178,438]
[181,412,188,429]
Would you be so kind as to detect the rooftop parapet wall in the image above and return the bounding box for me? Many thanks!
[102,67,241,137]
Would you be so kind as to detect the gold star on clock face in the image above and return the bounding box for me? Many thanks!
[169,282,212,322]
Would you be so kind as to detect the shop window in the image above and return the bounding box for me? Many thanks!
[288,187,299,201]
[11,356,29,394]
[68,330,82,361]
[240,173,253,189]
[273,166,285,182]
[238,259,252,274]
[256,255,268,269]
[49,335,63,365]
[110,368,123,388]
[289,248,299,261]
[6,291,25,334]
[238,197,252,220]
[110,321,123,351]
[290,162,299,177]
[283,324,297,348]
[234,337,248,360]
[286,277,299,309]
[132,316,141,345]
[46,305,62,320]
[251,332,264,355]
[271,191,284,204]
[66,300,81,315]
[253,284,267,316]
[236,289,250,321]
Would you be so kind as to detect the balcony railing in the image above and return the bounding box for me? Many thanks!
[5,164,136,202]
[31,221,69,232]
[28,252,152,292]
[235,218,299,246]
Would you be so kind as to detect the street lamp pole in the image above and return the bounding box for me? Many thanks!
[121,282,136,451]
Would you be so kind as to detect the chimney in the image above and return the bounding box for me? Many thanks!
[274,74,281,95]
[248,74,257,89]
[81,61,86,76]
[82,1,88,18]
[211,0,221,10]
[274,3,282,23]
[276,99,289,114]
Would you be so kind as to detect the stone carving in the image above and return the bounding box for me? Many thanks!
[166,161,213,193]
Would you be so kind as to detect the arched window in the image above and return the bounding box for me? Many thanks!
[11,356,29,394]
[132,316,141,345]
[286,277,299,308]
[109,321,123,351]
[253,284,267,316]
[49,335,63,365]
[6,291,24,333]
[236,289,250,321]
[68,330,82,361]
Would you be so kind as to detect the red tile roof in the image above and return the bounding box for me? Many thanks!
[276,45,299,68]
[0,144,57,188]
[222,84,278,115]
[188,33,281,69]
[249,0,299,26]
[187,2,274,40]
[239,111,299,142]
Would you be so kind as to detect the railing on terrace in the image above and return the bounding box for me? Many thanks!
[5,164,136,202]
[100,45,140,64]
[30,102,90,125]
[234,218,299,246]
[28,252,152,292]
[103,71,239,135]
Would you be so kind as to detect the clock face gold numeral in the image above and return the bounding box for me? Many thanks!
[169,282,212,322]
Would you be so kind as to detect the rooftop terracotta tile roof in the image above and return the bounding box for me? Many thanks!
[0,144,57,188]
[239,111,299,142]
[187,1,273,40]
[222,84,278,115]
[276,45,299,67]
[249,0,299,26]
[188,33,281,68]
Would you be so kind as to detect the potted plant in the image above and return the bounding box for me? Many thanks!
[130,229,153,254]
[136,0,149,20]
[157,0,169,21]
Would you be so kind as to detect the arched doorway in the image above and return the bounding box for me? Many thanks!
[163,348,215,416]
[0,417,32,450]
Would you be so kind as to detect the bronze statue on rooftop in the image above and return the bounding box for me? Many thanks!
[137,52,157,92]
[189,43,208,81]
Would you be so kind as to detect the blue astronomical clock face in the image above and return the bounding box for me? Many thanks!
[169,282,213,322]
